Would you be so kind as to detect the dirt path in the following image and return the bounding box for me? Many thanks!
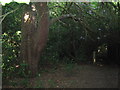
[29,64,119,88]
[3,64,119,88]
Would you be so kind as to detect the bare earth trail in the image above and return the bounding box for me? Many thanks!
[3,63,119,88]
[29,64,119,88]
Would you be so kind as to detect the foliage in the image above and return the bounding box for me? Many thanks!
[2,2,28,80]
[2,2,120,85]
[40,2,119,66]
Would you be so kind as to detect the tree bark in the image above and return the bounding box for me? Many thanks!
[21,2,49,77]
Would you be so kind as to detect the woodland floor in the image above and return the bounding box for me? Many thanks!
[3,63,119,88]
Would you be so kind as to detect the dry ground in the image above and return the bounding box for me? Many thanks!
[3,63,119,88]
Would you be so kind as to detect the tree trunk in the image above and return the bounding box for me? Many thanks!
[21,2,49,77]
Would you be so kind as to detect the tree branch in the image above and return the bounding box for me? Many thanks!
[0,8,18,24]
[50,13,97,35]
[50,14,73,25]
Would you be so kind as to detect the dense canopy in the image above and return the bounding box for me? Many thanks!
[2,2,120,88]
